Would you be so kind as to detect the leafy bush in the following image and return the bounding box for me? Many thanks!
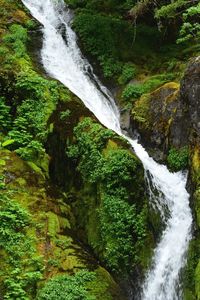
[99,194,146,271]
[60,109,71,121]
[177,3,200,44]
[3,24,28,58]
[37,271,96,300]
[122,84,145,100]
[99,56,122,78]
[0,196,30,249]
[155,0,200,44]
[0,97,12,132]
[118,63,137,85]
[73,12,134,78]
[67,117,114,182]
[0,65,64,161]
[8,98,46,160]
[167,147,189,171]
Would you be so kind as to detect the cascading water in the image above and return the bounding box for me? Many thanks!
[21,0,192,299]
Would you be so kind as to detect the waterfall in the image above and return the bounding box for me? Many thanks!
[21,0,192,299]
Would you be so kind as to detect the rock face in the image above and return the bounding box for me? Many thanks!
[180,56,200,145]
[182,58,200,300]
[131,82,183,161]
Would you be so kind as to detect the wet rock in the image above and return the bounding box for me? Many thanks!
[120,108,131,131]
[131,82,181,162]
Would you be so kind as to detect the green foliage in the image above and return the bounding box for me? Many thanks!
[155,0,200,44]
[99,195,146,271]
[67,117,114,182]
[122,84,145,100]
[118,63,137,85]
[66,0,136,13]
[0,175,6,189]
[0,97,12,132]
[7,69,65,160]
[155,0,188,19]
[68,118,147,273]
[0,195,30,251]
[60,109,71,121]
[66,0,87,9]
[99,56,122,78]
[101,148,139,190]
[3,24,28,58]
[167,147,189,172]
[0,18,70,163]
[8,98,46,160]
[73,12,134,78]
[122,73,175,101]
[177,3,200,44]
[0,194,43,299]
[183,239,200,296]
[37,270,96,300]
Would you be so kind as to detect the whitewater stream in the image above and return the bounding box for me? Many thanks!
[21,0,192,299]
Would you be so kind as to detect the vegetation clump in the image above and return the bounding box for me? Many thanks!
[167,147,189,172]
[37,271,96,300]
[0,193,43,300]
[67,118,148,273]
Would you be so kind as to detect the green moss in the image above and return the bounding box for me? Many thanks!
[27,161,45,178]
[132,93,151,128]
[195,261,200,299]
[0,159,6,166]
[47,212,60,237]
[15,177,27,186]
[183,289,195,300]
[131,82,180,143]
[58,216,71,230]
[87,267,122,300]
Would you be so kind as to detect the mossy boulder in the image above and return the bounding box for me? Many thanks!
[131,82,183,161]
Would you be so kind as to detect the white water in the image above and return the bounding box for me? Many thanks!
[21,0,192,299]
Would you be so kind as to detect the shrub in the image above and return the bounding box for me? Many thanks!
[99,56,122,78]
[37,271,96,300]
[99,194,146,271]
[60,109,71,121]
[3,24,28,58]
[118,63,137,85]
[73,12,134,78]
[122,84,145,100]
[167,147,189,171]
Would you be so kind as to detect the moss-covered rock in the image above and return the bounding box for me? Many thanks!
[131,82,183,161]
